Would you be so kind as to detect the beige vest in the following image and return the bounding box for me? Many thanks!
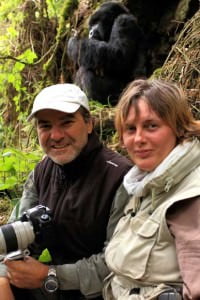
[104,166,200,299]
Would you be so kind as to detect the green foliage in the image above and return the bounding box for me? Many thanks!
[0,0,41,149]
[0,15,30,148]
[0,147,42,195]
[89,99,109,113]
[150,67,162,79]
[0,1,22,20]
[43,0,78,73]
[0,1,23,53]
[46,0,65,18]
[0,0,79,150]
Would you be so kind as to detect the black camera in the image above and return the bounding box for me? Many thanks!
[0,205,54,257]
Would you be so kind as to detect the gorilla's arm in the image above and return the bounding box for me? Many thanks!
[107,14,146,76]
[67,36,80,63]
[67,35,110,71]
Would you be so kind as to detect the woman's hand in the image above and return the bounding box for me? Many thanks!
[0,277,15,300]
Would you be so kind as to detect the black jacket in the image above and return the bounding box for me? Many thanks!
[34,131,132,264]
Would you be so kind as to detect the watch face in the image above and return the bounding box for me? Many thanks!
[44,276,59,293]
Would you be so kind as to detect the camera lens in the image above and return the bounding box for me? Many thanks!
[0,221,35,254]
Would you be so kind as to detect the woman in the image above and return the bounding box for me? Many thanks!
[103,79,200,299]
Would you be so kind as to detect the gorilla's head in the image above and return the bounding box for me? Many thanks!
[88,2,130,41]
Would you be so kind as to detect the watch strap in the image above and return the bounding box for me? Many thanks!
[43,265,59,293]
[48,265,57,277]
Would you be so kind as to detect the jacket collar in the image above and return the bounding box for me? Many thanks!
[124,139,200,199]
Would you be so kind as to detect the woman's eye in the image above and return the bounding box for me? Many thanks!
[126,125,136,132]
[146,123,158,130]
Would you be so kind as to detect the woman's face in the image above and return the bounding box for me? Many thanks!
[122,98,177,171]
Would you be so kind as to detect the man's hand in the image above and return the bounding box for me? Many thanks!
[4,256,49,289]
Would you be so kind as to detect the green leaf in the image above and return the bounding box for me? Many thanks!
[0,176,17,190]
[6,26,18,38]
[17,49,37,64]
[38,249,52,263]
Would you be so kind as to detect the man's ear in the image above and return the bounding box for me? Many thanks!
[87,118,93,134]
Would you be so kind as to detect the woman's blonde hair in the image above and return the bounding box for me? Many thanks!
[115,79,200,144]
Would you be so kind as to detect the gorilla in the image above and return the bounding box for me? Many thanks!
[67,1,147,105]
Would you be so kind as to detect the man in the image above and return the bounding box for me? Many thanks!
[1,84,132,299]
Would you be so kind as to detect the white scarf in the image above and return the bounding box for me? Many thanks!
[123,139,200,198]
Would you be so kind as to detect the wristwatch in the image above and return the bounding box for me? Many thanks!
[43,265,59,293]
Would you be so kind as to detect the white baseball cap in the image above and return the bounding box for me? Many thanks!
[28,83,90,120]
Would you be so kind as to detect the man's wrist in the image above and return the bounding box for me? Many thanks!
[43,265,59,293]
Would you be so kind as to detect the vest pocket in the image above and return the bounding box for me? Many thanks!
[105,215,159,280]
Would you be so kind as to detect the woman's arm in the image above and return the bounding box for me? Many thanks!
[0,277,15,300]
[167,196,200,300]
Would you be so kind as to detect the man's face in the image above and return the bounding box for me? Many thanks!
[36,109,93,165]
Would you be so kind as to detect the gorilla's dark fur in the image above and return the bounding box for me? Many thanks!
[67,1,147,105]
